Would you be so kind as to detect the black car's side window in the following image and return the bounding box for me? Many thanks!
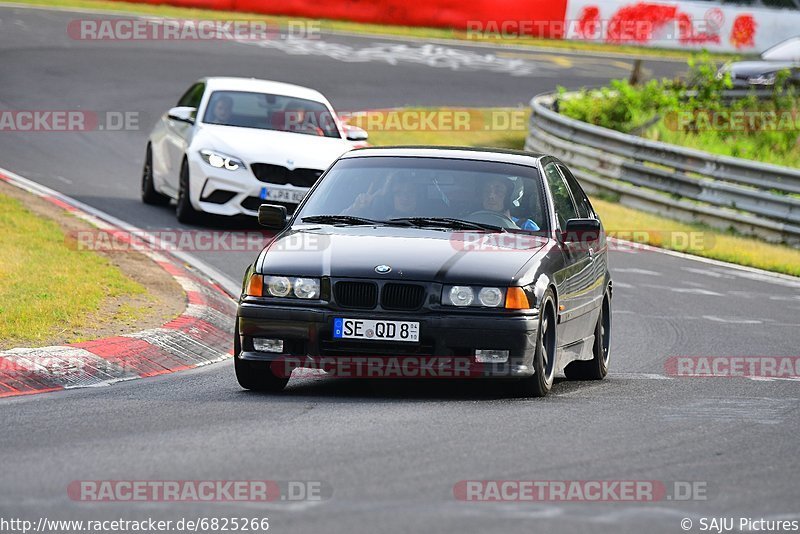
[177,83,205,108]
[543,162,578,229]
[557,164,594,219]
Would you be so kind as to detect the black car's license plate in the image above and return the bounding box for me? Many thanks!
[333,318,419,342]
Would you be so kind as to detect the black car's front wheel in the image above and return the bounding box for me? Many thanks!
[512,289,556,397]
[564,287,611,380]
[233,321,289,392]
[235,358,289,392]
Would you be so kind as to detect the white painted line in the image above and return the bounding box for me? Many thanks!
[613,268,661,276]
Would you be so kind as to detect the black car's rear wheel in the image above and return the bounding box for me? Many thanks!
[141,144,170,205]
[512,289,556,397]
[564,288,611,380]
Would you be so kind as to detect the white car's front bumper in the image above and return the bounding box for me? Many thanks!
[187,154,313,216]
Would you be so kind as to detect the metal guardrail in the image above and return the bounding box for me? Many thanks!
[524,91,800,246]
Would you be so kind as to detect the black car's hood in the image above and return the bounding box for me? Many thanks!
[257,226,549,285]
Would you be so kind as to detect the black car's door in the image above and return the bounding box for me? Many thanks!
[557,162,606,317]
[542,161,593,347]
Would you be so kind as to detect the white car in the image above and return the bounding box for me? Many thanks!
[141,77,367,222]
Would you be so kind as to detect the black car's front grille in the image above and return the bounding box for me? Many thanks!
[334,282,378,309]
[381,283,426,311]
[251,163,323,187]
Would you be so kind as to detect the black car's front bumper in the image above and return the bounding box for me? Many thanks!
[237,300,540,378]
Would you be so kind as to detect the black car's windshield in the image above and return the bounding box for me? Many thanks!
[202,90,341,138]
[295,156,549,232]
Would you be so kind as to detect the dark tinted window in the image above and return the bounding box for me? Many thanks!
[297,156,548,232]
[543,162,578,229]
[201,90,341,138]
[177,83,205,108]
[557,164,594,219]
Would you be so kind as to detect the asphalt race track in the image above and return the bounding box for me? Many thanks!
[1,5,799,534]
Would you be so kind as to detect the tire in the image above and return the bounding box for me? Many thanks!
[176,159,202,224]
[233,321,289,392]
[564,287,611,381]
[512,289,557,397]
[235,358,289,392]
[141,144,170,206]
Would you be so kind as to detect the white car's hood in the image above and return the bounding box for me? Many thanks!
[193,124,353,171]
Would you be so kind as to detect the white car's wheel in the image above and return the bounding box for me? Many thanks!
[176,158,202,224]
[141,144,170,206]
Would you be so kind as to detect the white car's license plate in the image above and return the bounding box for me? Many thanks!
[260,186,306,204]
[333,318,419,342]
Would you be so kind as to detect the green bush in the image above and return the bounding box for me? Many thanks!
[557,53,800,168]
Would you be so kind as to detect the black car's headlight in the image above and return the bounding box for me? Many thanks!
[442,285,506,308]
[199,149,244,171]
[246,274,321,299]
[441,285,530,309]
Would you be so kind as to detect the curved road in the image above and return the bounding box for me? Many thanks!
[1,5,799,534]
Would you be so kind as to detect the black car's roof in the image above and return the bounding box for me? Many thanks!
[341,146,548,167]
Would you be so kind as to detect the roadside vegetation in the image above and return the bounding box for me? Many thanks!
[556,54,800,168]
[364,106,800,277]
[17,0,740,60]
[0,186,173,348]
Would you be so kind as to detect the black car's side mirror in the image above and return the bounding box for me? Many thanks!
[563,218,601,243]
[258,204,288,230]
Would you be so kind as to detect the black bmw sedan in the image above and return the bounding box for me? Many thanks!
[235,147,612,397]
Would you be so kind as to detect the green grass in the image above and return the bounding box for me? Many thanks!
[556,66,800,169]
[364,106,800,277]
[0,192,147,347]
[644,123,800,169]
[7,0,743,60]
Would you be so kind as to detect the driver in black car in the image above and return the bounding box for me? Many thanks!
[478,176,539,231]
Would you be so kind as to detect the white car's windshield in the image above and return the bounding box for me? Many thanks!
[296,156,549,232]
[761,37,800,61]
[202,90,341,138]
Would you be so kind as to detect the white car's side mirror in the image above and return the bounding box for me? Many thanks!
[167,106,196,124]
[343,124,368,142]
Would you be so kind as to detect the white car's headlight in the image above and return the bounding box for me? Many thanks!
[199,149,243,171]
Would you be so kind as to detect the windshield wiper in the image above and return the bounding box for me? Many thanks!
[300,215,413,227]
[301,215,382,225]
[388,217,506,232]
